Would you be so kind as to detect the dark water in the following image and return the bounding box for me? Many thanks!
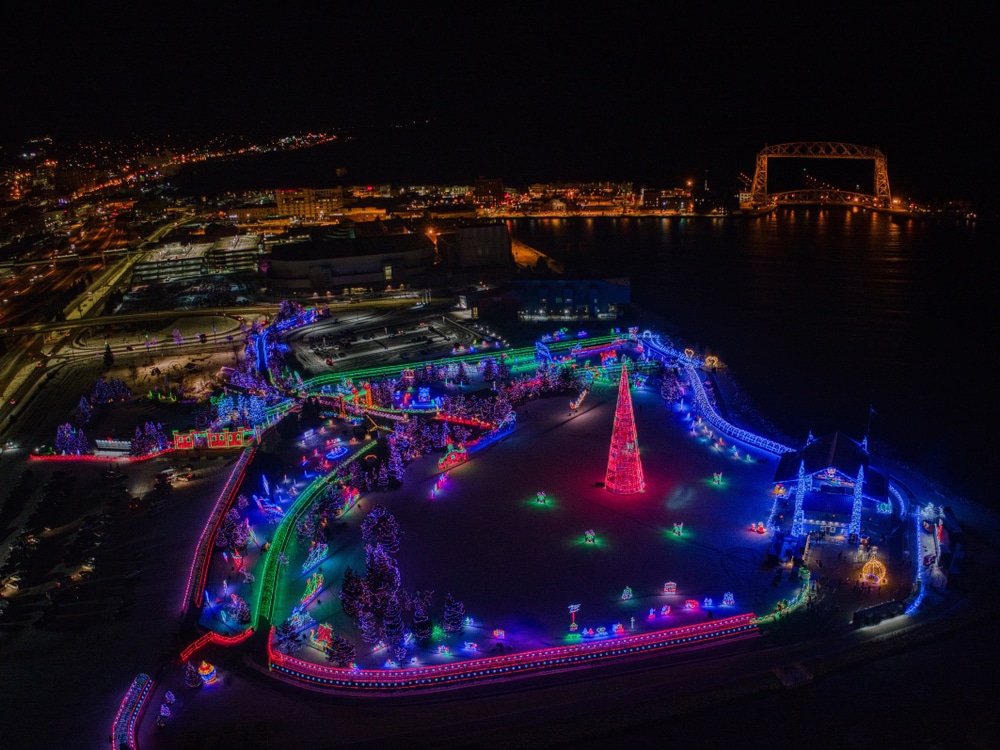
[508,210,994,509]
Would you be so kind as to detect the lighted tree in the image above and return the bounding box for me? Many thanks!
[274,620,302,654]
[184,661,203,689]
[605,363,645,494]
[383,593,406,651]
[54,423,75,454]
[227,595,251,624]
[481,357,497,381]
[72,428,89,455]
[412,592,433,641]
[247,396,267,427]
[364,543,401,602]
[849,465,865,538]
[339,566,370,620]
[387,440,405,483]
[325,635,357,667]
[442,593,465,633]
[215,394,235,423]
[361,505,402,553]
[76,395,92,426]
[792,460,806,537]
[492,392,512,424]
[172,328,184,345]
[358,607,380,644]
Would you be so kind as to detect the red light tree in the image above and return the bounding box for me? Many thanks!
[605,363,645,494]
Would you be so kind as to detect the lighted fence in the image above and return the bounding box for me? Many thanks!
[888,483,908,517]
[682,364,793,456]
[179,627,255,661]
[29,447,174,463]
[264,397,297,424]
[301,334,625,393]
[253,441,378,629]
[268,613,758,690]
[180,447,255,614]
[111,673,154,750]
[639,331,792,456]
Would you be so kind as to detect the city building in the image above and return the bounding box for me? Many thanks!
[266,228,434,293]
[470,278,630,322]
[131,234,264,283]
[474,178,504,207]
[772,432,889,539]
[275,188,344,221]
[435,223,513,271]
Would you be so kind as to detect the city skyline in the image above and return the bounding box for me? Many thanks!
[2,6,995,204]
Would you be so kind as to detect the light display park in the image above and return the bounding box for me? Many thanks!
[100,304,940,742]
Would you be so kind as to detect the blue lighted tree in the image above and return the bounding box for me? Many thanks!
[55,423,75,454]
[849,465,864,538]
[76,395,92,426]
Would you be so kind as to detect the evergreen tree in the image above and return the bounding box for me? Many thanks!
[184,661,203,689]
[228,595,251,624]
[383,593,406,649]
[442,593,465,633]
[361,505,402,553]
[103,343,114,369]
[325,635,357,667]
[129,426,145,456]
[76,396,92,426]
[364,543,401,604]
[54,423,75,454]
[275,620,302,654]
[247,396,266,426]
[215,394,235,423]
[358,607,380,644]
[346,460,364,490]
[492,393,513,424]
[435,421,450,449]
[482,357,497,381]
[387,440,405,483]
[339,566,369,620]
[377,464,389,491]
[412,599,432,641]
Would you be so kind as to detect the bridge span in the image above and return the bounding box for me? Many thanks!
[746,142,892,209]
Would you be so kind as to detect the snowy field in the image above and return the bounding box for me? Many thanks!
[264,383,798,668]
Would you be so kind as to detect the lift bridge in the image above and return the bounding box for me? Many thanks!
[745,142,892,209]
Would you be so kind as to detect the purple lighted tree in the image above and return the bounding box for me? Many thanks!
[605,363,645,494]
[442,593,465,633]
[387,440,404,483]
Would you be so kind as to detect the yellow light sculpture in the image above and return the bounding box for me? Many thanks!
[862,551,887,585]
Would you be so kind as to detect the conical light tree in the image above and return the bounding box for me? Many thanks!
[605,363,645,494]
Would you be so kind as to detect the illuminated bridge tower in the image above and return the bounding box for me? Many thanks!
[605,363,645,494]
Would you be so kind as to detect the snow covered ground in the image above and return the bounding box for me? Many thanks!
[259,381,797,670]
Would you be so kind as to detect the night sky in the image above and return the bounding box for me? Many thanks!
[2,6,995,202]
